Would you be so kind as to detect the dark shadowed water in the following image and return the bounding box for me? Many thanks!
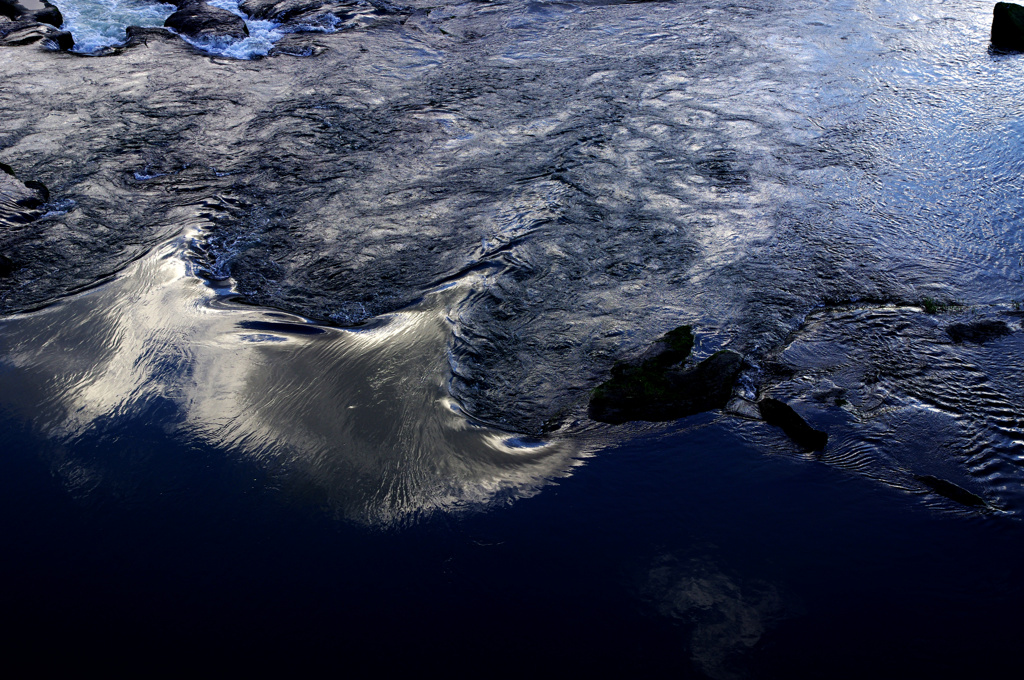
[2,0,1023,674]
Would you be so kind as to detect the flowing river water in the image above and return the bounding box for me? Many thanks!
[2,0,1023,675]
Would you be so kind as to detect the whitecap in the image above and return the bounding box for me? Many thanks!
[53,0,177,53]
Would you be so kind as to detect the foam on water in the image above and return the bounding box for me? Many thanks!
[53,0,302,57]
[177,0,288,59]
[53,0,177,53]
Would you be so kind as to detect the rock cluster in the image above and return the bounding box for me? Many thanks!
[0,0,72,49]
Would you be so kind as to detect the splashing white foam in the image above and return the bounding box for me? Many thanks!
[53,0,177,53]
[176,0,287,59]
[53,0,324,58]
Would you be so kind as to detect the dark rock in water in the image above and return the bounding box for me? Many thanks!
[0,253,14,277]
[992,2,1024,50]
[0,17,72,49]
[0,0,27,20]
[1,165,48,224]
[946,319,1011,344]
[30,3,61,27]
[758,398,828,451]
[589,326,744,424]
[914,474,987,508]
[165,2,250,41]
[22,180,49,204]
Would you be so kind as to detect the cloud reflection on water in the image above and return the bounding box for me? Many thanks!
[0,233,582,524]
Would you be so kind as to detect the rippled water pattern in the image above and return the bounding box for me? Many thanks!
[2,0,1022,513]
[4,1,1024,672]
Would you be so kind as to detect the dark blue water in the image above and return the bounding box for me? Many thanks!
[4,400,1021,675]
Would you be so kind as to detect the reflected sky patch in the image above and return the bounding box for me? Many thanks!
[0,232,584,525]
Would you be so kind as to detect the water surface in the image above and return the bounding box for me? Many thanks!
[2,0,1023,673]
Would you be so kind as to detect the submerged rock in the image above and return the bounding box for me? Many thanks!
[758,398,827,451]
[992,2,1024,50]
[0,253,14,277]
[589,326,744,424]
[946,319,1011,344]
[0,0,18,19]
[32,4,62,28]
[914,474,987,508]
[165,1,250,41]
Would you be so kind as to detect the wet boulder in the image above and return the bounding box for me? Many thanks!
[0,0,61,26]
[31,2,62,27]
[165,1,250,41]
[946,319,1011,344]
[0,10,72,49]
[992,2,1024,50]
[589,325,745,424]
[758,398,827,452]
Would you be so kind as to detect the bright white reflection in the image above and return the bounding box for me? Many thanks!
[0,233,582,524]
